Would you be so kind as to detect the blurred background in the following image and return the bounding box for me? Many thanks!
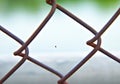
[0,0,120,84]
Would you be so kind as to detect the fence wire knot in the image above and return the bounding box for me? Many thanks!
[0,0,120,84]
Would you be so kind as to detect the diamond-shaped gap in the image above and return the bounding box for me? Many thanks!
[27,8,96,77]
[9,2,101,83]
[0,27,27,83]
[101,15,120,61]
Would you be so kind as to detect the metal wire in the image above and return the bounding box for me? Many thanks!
[0,0,120,84]
[0,26,29,83]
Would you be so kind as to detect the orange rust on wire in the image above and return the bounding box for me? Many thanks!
[0,0,120,84]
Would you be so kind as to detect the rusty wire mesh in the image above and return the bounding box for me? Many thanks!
[0,0,120,84]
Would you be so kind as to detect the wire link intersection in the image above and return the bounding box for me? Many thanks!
[0,0,120,84]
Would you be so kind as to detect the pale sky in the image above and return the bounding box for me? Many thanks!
[0,3,120,55]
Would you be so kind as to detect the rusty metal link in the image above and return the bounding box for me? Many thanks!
[14,0,57,56]
[0,26,29,84]
[87,8,120,63]
[47,2,120,84]
[0,0,120,84]
[48,3,101,84]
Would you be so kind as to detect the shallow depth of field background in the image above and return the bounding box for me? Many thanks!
[0,0,120,84]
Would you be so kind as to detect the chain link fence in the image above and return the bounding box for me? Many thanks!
[0,0,120,84]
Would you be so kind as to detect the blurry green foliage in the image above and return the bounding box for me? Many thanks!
[0,0,120,13]
[93,0,120,9]
[0,0,44,13]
